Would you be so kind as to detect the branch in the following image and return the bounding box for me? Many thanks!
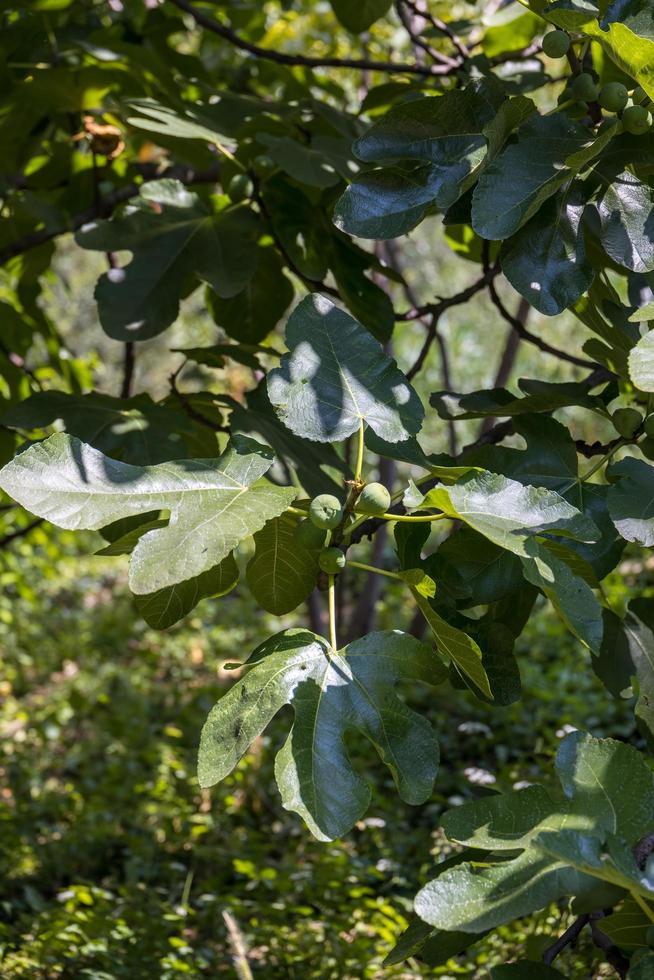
[0,162,221,268]
[168,0,462,77]
[482,242,599,370]
[543,914,589,966]
[478,298,527,436]
[169,367,229,433]
[589,913,629,979]
[400,0,471,61]
[0,518,43,549]
[395,1,459,68]
[405,269,497,380]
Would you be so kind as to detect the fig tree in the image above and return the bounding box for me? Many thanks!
[318,547,346,574]
[355,482,391,516]
[309,494,343,529]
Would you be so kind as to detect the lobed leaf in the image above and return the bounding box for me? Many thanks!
[0,433,295,595]
[198,629,447,840]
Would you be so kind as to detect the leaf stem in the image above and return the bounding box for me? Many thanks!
[354,421,365,484]
[286,505,308,518]
[545,98,576,116]
[579,439,626,482]
[347,560,403,581]
[328,575,337,650]
[631,891,654,924]
[379,512,448,523]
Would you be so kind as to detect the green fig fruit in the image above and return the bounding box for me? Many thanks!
[542,30,570,59]
[318,547,346,574]
[227,173,254,202]
[623,104,653,134]
[355,482,391,516]
[598,82,628,112]
[571,72,599,103]
[309,494,343,529]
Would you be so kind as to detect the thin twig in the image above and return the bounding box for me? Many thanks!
[168,0,462,77]
[0,518,43,549]
[482,242,598,370]
[0,163,221,267]
[478,298,527,436]
[395,1,459,67]
[542,914,589,965]
[401,0,471,61]
[405,269,497,380]
[169,368,228,433]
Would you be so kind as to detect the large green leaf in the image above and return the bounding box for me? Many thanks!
[407,472,599,556]
[415,848,589,933]
[0,433,295,595]
[198,629,446,840]
[501,191,594,316]
[431,380,605,421]
[416,732,654,932]
[621,599,654,749]
[443,732,654,852]
[75,179,260,341]
[597,172,654,274]
[267,294,424,443]
[330,0,391,33]
[471,114,608,240]
[406,469,602,651]
[601,897,653,951]
[335,84,502,238]
[401,571,492,698]
[333,166,443,240]
[629,330,654,392]
[227,381,350,498]
[136,553,239,630]
[608,457,654,545]
[246,515,319,615]
[206,246,294,344]
[1,390,217,463]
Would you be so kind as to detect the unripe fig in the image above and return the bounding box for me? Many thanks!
[294,518,327,550]
[623,104,653,134]
[309,493,343,529]
[542,30,570,59]
[227,173,254,202]
[571,72,599,102]
[612,407,642,438]
[598,82,628,112]
[355,482,391,516]
[318,547,346,574]
[252,153,275,175]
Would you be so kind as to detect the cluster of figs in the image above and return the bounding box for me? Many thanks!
[295,483,391,575]
[542,28,653,134]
